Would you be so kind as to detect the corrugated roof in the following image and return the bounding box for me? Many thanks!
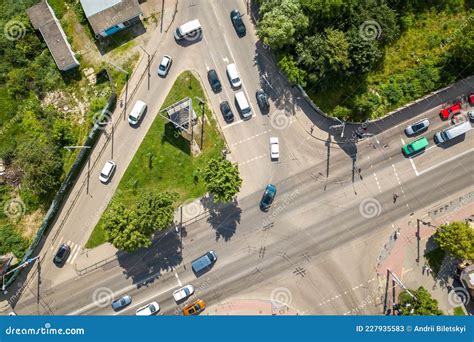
[27,0,79,71]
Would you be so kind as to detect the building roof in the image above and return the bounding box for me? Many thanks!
[27,0,79,71]
[80,0,142,35]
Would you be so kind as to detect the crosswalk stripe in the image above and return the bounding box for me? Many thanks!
[69,245,81,264]
[51,236,64,251]
[67,244,79,264]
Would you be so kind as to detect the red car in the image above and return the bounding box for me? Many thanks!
[469,93,474,106]
[439,102,461,120]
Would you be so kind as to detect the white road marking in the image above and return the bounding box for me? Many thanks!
[373,172,382,193]
[223,57,229,63]
[239,154,267,165]
[391,164,402,186]
[51,236,64,251]
[174,272,182,287]
[67,243,79,264]
[222,119,244,129]
[69,245,81,264]
[401,137,420,176]
[417,147,474,176]
[231,129,271,147]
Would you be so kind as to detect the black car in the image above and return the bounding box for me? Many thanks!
[256,89,270,114]
[208,69,222,93]
[260,184,277,211]
[53,244,71,266]
[220,101,234,122]
[230,9,246,36]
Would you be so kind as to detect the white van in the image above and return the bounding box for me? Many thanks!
[174,19,202,41]
[235,91,252,119]
[226,63,242,88]
[128,100,147,125]
[434,121,471,143]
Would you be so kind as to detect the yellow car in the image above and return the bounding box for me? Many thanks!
[182,299,206,316]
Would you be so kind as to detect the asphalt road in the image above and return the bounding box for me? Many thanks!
[10,0,474,316]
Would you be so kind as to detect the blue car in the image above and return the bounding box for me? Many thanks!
[260,184,277,211]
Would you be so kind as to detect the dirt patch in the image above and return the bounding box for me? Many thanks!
[18,209,44,240]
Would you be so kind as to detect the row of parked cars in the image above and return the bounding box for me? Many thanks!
[401,93,474,157]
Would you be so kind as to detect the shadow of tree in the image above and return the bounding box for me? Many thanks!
[200,196,242,242]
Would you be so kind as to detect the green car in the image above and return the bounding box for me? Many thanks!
[402,137,429,157]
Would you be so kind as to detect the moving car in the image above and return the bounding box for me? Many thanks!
[260,184,277,211]
[173,284,195,302]
[182,299,206,316]
[157,55,172,77]
[270,137,279,160]
[433,121,471,144]
[469,93,474,106]
[99,160,116,183]
[256,89,270,114]
[439,102,461,120]
[53,244,70,265]
[207,69,222,93]
[226,63,242,88]
[136,301,160,316]
[191,251,217,275]
[230,9,246,36]
[468,111,474,122]
[404,118,429,136]
[220,101,234,123]
[401,137,429,157]
[235,91,252,119]
[111,295,132,311]
[128,100,147,125]
[174,19,202,41]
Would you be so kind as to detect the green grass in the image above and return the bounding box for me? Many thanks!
[309,10,469,120]
[425,247,446,276]
[453,307,465,316]
[86,71,225,248]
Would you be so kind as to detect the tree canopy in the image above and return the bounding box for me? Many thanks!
[202,158,242,203]
[435,221,474,261]
[399,287,443,315]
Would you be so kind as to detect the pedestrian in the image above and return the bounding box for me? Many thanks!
[422,265,426,274]
[310,125,314,134]
[120,99,123,108]
[393,193,399,203]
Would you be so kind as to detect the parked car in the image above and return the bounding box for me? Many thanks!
[404,118,430,136]
[256,89,270,114]
[220,101,234,123]
[157,55,172,77]
[401,137,429,157]
[128,100,147,126]
[173,284,195,302]
[182,299,206,315]
[230,9,246,36]
[111,295,132,311]
[136,301,160,316]
[226,63,242,88]
[99,160,116,183]
[207,69,222,93]
[439,102,461,120]
[53,244,70,265]
[469,93,474,106]
[260,184,277,211]
[468,111,474,122]
[270,137,279,160]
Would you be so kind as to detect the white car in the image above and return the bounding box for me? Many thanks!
[136,301,160,316]
[173,284,194,302]
[404,118,430,136]
[99,160,116,183]
[270,137,279,160]
[157,55,172,77]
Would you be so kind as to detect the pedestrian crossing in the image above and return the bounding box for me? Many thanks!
[50,237,82,265]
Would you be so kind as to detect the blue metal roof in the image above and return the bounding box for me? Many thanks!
[80,0,121,18]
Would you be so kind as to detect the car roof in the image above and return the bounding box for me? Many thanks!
[161,56,170,64]
[270,137,279,144]
[101,160,115,174]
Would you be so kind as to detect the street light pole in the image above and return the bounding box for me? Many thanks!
[139,46,151,90]
[108,61,129,121]
[2,256,39,292]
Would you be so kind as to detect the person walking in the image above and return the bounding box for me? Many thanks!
[393,193,399,203]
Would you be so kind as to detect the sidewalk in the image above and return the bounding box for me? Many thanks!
[377,190,474,314]
[206,298,300,316]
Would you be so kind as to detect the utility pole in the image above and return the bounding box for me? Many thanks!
[139,46,151,90]
[2,256,39,292]
[329,117,346,138]
[108,61,129,121]
[195,97,205,150]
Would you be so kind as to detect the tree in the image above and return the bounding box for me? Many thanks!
[324,28,351,75]
[103,192,178,252]
[399,287,443,315]
[278,54,307,86]
[258,0,309,50]
[296,34,327,83]
[435,221,474,260]
[202,158,242,203]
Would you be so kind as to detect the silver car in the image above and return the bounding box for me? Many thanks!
[111,295,132,311]
[404,118,430,136]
